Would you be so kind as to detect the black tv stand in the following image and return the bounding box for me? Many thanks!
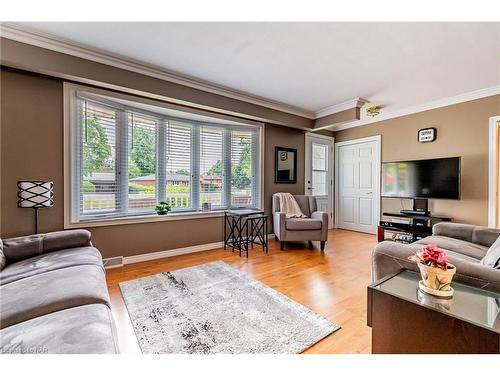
[378,211,452,244]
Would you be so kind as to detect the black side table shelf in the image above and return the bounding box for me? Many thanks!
[224,209,268,257]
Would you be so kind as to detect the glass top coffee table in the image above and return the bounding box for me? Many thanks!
[372,270,500,333]
[368,270,500,353]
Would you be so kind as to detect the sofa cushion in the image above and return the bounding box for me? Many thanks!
[0,264,110,329]
[415,235,488,260]
[285,218,322,231]
[0,304,118,354]
[481,235,500,268]
[432,223,474,243]
[2,230,91,264]
[473,227,500,248]
[0,246,103,285]
[0,239,5,271]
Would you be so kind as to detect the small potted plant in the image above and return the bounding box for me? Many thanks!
[408,244,456,297]
[155,201,171,216]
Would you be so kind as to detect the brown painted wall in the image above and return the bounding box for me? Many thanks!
[1,38,314,130]
[334,95,500,226]
[264,124,305,221]
[1,68,305,258]
[1,70,65,235]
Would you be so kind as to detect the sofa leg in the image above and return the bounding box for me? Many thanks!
[280,241,285,251]
[320,241,326,251]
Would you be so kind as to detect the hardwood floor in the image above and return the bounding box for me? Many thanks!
[106,229,377,354]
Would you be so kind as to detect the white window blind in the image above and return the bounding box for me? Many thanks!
[71,90,262,223]
[165,120,192,210]
[128,112,157,213]
[79,100,119,219]
[230,130,257,207]
[199,126,225,209]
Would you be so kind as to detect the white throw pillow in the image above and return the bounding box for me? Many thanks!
[481,235,500,268]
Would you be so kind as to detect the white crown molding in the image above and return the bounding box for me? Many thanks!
[3,23,497,127]
[315,97,369,118]
[0,23,317,119]
[330,85,500,132]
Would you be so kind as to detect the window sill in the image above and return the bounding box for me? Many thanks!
[64,210,226,229]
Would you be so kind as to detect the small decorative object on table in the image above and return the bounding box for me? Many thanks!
[155,201,171,215]
[408,244,456,297]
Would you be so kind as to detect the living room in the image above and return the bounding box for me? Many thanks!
[1,1,500,371]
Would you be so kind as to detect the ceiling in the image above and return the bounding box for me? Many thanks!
[12,22,500,118]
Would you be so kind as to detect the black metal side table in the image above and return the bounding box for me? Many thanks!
[224,209,266,257]
[245,215,268,255]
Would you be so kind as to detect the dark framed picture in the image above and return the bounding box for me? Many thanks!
[275,146,297,184]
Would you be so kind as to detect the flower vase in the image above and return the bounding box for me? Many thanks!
[417,262,456,297]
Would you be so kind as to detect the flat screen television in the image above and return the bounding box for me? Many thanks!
[381,157,461,200]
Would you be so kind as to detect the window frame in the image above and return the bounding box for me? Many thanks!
[64,83,264,228]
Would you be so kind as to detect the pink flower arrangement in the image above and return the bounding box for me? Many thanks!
[408,244,449,270]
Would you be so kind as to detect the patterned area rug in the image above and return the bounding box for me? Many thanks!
[119,261,339,354]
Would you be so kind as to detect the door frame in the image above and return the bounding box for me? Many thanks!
[305,132,335,228]
[488,116,500,227]
[334,135,381,233]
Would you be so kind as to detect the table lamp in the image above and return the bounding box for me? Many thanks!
[17,181,54,234]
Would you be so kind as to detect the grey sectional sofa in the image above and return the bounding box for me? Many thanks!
[0,230,118,354]
[373,222,500,293]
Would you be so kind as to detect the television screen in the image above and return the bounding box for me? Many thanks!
[381,157,460,199]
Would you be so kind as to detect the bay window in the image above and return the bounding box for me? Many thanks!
[66,85,262,225]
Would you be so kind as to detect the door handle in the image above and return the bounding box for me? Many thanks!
[307,187,315,190]
[366,192,373,195]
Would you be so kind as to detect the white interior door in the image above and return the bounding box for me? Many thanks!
[335,136,380,234]
[305,133,334,228]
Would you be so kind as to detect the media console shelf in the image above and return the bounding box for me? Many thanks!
[378,211,452,244]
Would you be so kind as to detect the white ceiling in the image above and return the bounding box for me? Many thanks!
[16,22,500,116]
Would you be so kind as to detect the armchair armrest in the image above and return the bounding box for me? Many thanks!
[273,212,286,241]
[3,229,92,264]
[311,211,329,241]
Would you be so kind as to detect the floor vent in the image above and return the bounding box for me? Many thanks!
[103,256,124,269]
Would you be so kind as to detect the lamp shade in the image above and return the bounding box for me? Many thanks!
[17,181,54,208]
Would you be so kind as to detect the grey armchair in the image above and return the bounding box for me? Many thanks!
[272,194,329,251]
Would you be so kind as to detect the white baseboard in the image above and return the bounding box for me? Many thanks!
[104,233,276,268]
[122,241,224,265]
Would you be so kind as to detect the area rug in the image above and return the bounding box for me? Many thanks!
[119,261,339,354]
